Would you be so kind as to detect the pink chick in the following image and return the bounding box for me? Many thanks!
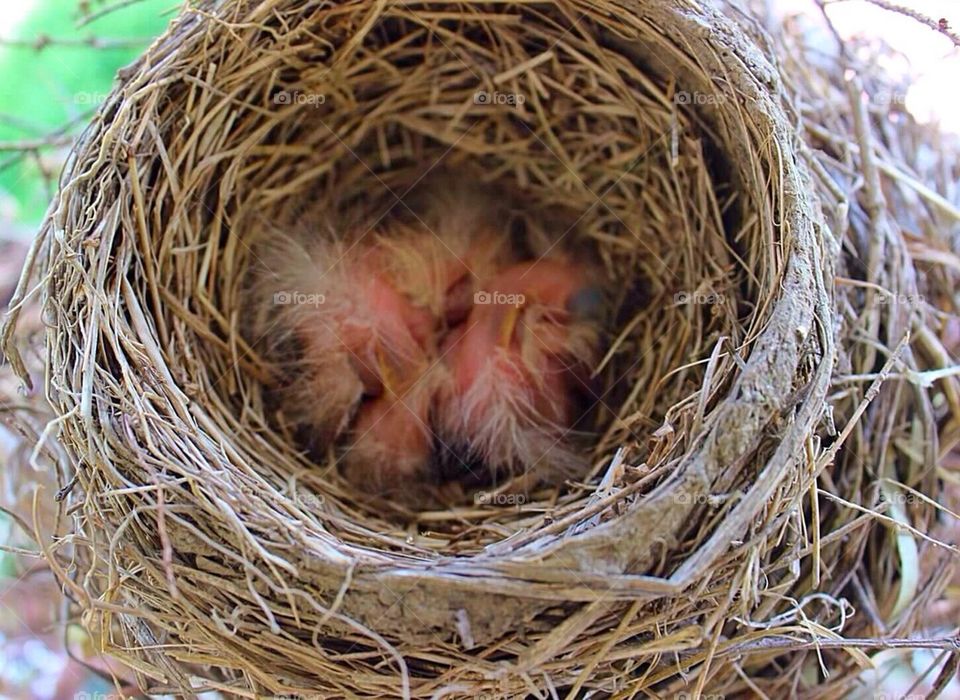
[438,258,605,480]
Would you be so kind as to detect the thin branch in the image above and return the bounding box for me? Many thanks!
[720,634,960,658]
[0,35,150,51]
[0,135,75,153]
[827,0,960,48]
[76,0,155,28]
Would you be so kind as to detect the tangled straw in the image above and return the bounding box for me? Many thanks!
[1,0,958,697]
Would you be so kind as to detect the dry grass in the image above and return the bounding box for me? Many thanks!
[0,0,958,697]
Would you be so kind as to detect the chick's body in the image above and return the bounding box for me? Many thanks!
[289,241,432,439]
[271,219,511,496]
[255,189,604,501]
[440,258,603,478]
[344,359,436,495]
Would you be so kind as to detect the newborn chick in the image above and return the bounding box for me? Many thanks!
[338,228,511,495]
[376,224,509,328]
[257,217,512,495]
[438,258,604,480]
[281,234,435,446]
[341,349,437,497]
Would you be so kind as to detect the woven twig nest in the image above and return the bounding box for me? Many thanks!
[3,0,957,697]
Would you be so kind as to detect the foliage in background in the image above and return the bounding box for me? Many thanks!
[1,4,172,698]
[0,0,172,228]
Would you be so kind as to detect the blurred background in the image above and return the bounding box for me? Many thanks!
[1,3,175,697]
[0,1,957,698]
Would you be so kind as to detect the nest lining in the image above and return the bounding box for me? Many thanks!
[0,0,955,697]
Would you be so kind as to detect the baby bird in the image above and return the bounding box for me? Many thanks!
[438,257,605,480]
[257,215,512,496]
[253,184,607,500]
[338,229,511,495]
[280,235,435,443]
[341,350,437,497]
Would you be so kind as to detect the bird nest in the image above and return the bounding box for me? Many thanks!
[2,0,958,697]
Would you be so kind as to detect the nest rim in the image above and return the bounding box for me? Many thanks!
[11,0,955,697]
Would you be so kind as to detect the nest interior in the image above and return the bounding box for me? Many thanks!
[2,0,956,697]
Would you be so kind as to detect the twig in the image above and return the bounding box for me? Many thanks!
[76,0,156,28]
[0,35,149,51]
[827,0,960,48]
[0,135,75,152]
[719,634,960,658]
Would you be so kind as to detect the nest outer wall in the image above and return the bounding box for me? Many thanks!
[1,0,957,697]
